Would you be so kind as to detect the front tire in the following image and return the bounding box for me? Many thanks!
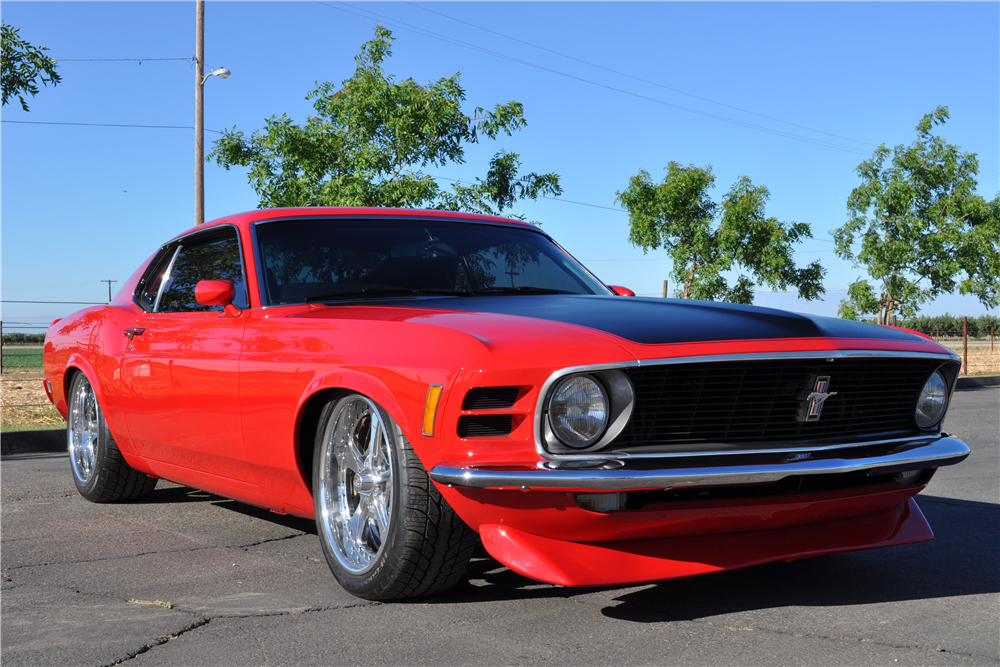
[313,393,477,600]
[67,372,157,503]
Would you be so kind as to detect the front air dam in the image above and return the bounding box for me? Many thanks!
[478,498,932,587]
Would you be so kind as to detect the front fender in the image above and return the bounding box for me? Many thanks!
[298,369,411,440]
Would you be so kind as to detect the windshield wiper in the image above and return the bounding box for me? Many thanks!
[472,286,578,295]
[304,287,473,302]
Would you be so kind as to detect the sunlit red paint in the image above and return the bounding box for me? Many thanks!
[44,208,961,587]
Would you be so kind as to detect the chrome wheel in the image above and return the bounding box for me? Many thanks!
[317,396,394,574]
[68,375,100,484]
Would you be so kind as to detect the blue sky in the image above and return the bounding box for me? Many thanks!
[2,1,998,333]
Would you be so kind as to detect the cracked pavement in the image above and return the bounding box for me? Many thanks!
[2,387,997,666]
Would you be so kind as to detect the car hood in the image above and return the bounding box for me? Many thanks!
[292,294,938,347]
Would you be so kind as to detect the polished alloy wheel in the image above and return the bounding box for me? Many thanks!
[318,397,394,574]
[68,376,100,484]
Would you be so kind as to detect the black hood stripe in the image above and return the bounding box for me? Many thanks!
[374,295,921,345]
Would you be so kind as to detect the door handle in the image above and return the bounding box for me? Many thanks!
[123,328,146,340]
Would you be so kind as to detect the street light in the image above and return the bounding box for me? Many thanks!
[195,0,230,225]
[201,67,231,85]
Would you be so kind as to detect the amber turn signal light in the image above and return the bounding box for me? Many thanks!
[422,384,443,436]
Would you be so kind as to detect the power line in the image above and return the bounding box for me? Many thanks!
[59,57,193,62]
[429,173,840,241]
[429,173,627,212]
[1,120,224,133]
[1,300,104,305]
[320,1,1000,172]
[314,1,871,157]
[0,321,60,326]
[402,1,874,149]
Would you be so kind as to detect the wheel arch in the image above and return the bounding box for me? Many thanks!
[293,373,415,496]
[63,355,98,408]
[63,355,141,461]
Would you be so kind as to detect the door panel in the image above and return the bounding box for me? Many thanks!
[120,225,255,484]
[121,311,253,482]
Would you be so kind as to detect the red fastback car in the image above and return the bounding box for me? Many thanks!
[44,208,970,600]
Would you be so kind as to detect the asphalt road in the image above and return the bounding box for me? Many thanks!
[2,388,997,667]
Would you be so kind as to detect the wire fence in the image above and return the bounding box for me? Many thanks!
[2,314,997,430]
[0,343,62,430]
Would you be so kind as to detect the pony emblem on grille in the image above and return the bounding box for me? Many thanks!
[802,376,837,422]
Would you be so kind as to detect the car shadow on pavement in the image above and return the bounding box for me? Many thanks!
[137,485,226,504]
[212,496,318,534]
[424,495,999,612]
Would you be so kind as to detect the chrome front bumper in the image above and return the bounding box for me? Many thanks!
[428,436,970,491]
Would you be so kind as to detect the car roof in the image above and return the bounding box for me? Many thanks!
[169,207,536,243]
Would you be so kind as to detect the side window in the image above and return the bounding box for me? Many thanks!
[155,230,248,313]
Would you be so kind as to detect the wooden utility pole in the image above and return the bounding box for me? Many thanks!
[963,316,968,376]
[195,0,205,225]
[662,280,668,298]
[101,279,117,303]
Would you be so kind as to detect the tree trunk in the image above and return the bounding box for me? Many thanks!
[682,257,697,299]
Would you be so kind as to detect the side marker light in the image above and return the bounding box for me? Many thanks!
[422,384,443,436]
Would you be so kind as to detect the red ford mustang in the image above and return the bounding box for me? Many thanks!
[44,207,970,600]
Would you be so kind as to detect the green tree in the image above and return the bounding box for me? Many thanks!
[615,162,825,303]
[209,25,560,219]
[1,22,60,112]
[834,107,1000,324]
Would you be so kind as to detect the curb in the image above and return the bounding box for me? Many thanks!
[1,429,65,457]
[956,375,1000,389]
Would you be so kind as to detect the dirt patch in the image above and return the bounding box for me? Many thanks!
[1,370,64,428]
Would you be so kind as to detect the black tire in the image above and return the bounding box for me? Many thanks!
[312,393,478,600]
[66,372,158,503]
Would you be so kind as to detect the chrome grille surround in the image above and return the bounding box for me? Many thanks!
[533,350,960,462]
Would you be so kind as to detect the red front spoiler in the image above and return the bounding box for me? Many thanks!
[479,498,932,587]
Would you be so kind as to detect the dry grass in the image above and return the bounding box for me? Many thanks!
[940,344,1000,376]
[1,369,64,428]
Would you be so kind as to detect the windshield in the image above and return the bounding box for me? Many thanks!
[254,217,608,305]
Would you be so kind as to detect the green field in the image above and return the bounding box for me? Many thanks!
[1,422,64,433]
[1,347,44,369]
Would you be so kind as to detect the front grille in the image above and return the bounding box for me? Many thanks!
[458,414,513,438]
[612,357,950,452]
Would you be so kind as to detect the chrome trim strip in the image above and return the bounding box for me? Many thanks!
[533,350,960,461]
[153,245,182,313]
[558,434,944,461]
[430,436,970,491]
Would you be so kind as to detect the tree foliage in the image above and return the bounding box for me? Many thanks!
[615,162,825,303]
[209,25,560,220]
[1,332,45,345]
[894,313,1000,339]
[834,107,1000,324]
[1,22,60,112]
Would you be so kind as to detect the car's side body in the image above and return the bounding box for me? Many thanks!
[44,207,969,592]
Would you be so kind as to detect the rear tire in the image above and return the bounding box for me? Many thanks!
[67,372,157,503]
[313,393,477,600]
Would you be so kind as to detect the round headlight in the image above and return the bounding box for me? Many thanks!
[915,371,948,428]
[548,375,609,448]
